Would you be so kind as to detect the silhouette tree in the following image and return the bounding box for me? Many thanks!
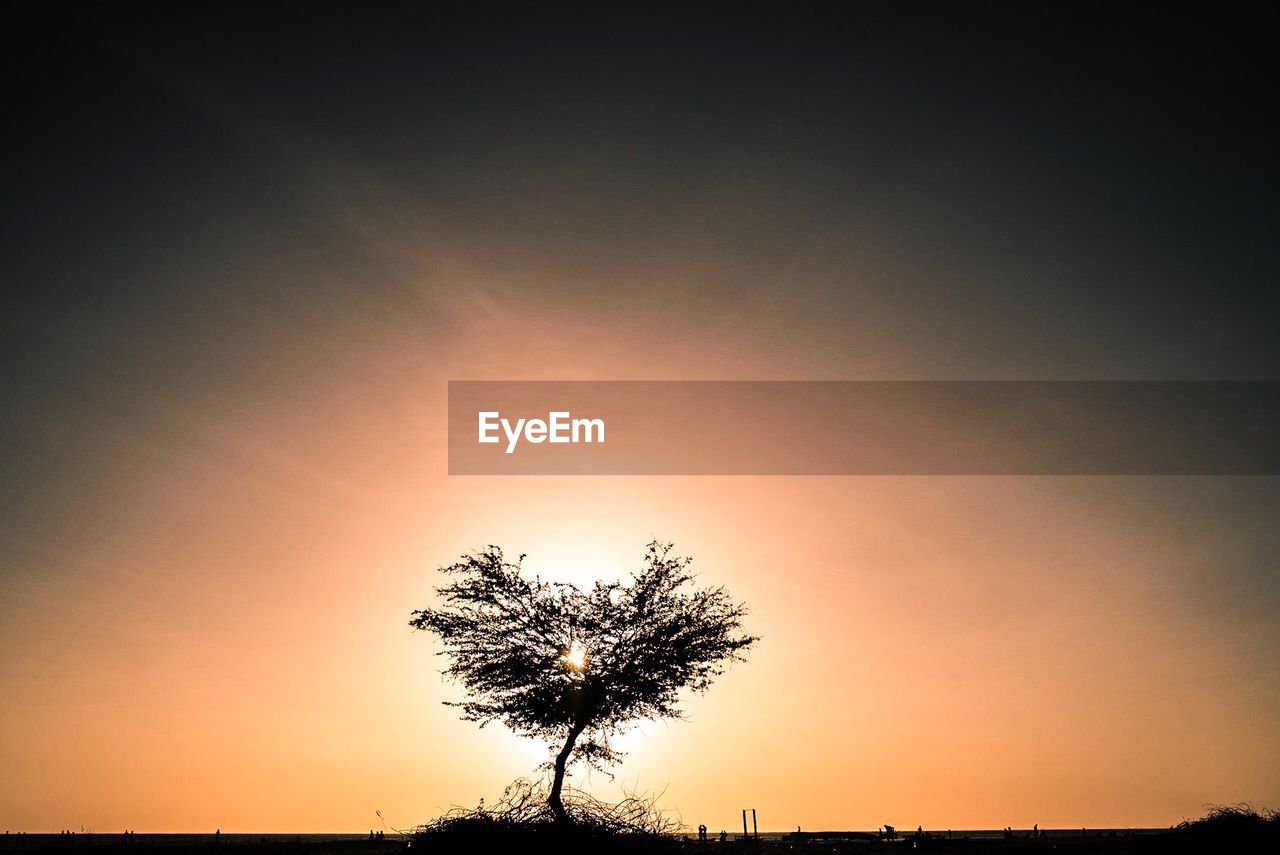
[411,540,757,824]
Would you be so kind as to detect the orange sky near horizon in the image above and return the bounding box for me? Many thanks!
[2,298,1277,833]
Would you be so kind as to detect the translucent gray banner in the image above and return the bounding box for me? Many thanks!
[448,381,1280,475]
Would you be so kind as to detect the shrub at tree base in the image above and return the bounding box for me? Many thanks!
[410,779,683,854]
[1175,802,1279,842]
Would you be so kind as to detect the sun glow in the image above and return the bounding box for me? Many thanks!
[508,533,639,591]
[564,641,588,671]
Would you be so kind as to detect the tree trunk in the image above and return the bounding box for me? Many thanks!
[548,722,586,824]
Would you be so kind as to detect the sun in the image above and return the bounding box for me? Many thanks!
[563,641,588,671]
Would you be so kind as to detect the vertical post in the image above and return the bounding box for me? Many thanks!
[752,809,758,838]
[742,810,748,840]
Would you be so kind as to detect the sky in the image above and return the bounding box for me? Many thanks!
[2,3,1278,833]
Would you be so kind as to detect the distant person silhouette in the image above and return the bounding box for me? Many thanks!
[719,830,727,844]
[215,830,220,844]
[698,824,707,842]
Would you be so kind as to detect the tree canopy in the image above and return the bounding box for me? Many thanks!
[410,540,757,823]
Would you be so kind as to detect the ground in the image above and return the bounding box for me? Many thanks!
[0,828,1273,855]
